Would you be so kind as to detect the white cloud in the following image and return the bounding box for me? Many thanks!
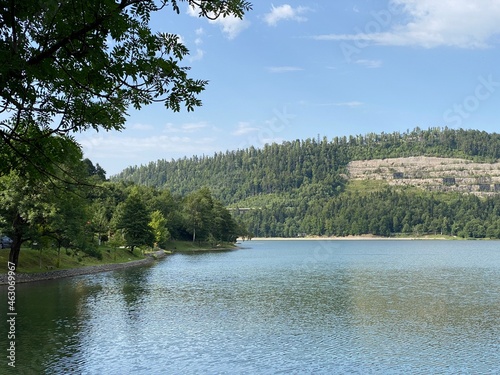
[175,34,186,45]
[164,123,180,133]
[333,101,363,108]
[79,133,219,174]
[130,123,154,131]
[189,48,204,62]
[188,4,250,39]
[186,5,199,17]
[79,135,197,160]
[212,16,250,40]
[181,122,207,132]
[263,4,310,26]
[314,0,500,48]
[232,122,259,136]
[266,66,303,73]
[191,28,204,61]
[355,59,383,68]
[164,122,208,133]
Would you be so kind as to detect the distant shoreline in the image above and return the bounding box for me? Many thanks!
[241,235,470,241]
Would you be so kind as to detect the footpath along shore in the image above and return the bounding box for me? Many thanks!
[0,250,169,285]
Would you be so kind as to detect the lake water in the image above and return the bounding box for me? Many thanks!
[2,240,500,374]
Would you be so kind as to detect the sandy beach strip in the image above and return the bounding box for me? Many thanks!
[240,235,448,241]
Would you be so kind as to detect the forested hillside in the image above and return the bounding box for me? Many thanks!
[114,127,500,238]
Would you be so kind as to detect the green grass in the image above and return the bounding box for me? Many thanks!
[0,245,146,274]
[163,240,237,252]
[0,240,237,274]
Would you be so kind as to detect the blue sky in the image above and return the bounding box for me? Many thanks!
[78,0,500,176]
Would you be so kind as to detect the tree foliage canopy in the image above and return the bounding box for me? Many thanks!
[0,0,251,175]
[114,187,155,252]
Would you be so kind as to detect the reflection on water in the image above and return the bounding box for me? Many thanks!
[1,241,500,374]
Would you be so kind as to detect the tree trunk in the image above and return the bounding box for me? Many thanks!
[57,245,61,268]
[8,243,21,271]
[8,214,24,271]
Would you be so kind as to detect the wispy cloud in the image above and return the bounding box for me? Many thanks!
[164,122,208,133]
[332,101,363,108]
[301,101,364,108]
[263,4,310,26]
[187,5,250,39]
[80,134,218,172]
[195,27,204,37]
[189,48,204,62]
[182,122,207,132]
[190,27,205,61]
[232,122,259,136]
[266,66,303,73]
[130,123,154,131]
[355,59,382,68]
[313,0,500,48]
[175,34,186,45]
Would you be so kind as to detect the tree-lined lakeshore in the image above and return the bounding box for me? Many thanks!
[1,1,499,275]
[0,162,243,273]
[0,0,252,272]
[116,127,500,239]
[4,127,500,275]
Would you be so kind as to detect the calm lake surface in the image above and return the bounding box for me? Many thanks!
[2,240,500,374]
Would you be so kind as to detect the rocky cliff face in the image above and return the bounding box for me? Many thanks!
[348,156,500,195]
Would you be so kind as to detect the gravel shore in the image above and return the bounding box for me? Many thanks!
[0,250,169,285]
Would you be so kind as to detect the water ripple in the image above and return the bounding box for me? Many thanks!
[3,241,499,374]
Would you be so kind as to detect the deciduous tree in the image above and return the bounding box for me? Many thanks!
[0,147,88,269]
[0,0,251,176]
[184,187,213,242]
[149,210,170,247]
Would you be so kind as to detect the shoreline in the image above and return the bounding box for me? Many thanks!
[241,235,471,241]
[0,241,240,285]
[0,250,169,286]
[171,244,239,252]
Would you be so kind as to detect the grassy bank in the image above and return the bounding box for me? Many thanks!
[0,245,147,274]
[163,240,238,252]
[0,240,238,274]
